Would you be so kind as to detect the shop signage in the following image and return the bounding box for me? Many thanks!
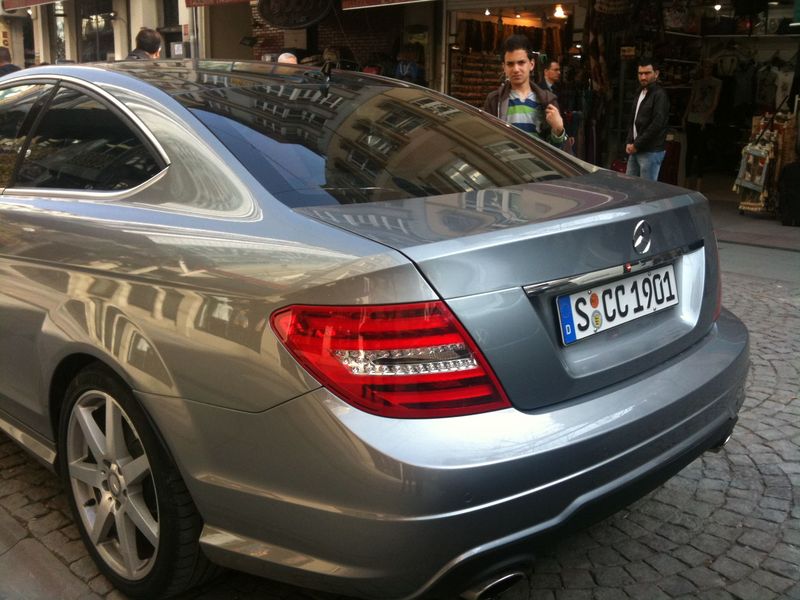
[3,0,58,9]
[342,0,434,8]
[257,0,333,29]
[184,0,249,7]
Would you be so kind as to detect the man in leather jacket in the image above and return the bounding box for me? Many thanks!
[625,56,670,180]
[483,35,567,148]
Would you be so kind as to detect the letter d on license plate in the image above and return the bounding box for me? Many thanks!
[557,265,679,345]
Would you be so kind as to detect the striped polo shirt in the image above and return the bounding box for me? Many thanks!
[507,90,545,138]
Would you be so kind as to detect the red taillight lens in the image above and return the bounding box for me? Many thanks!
[270,301,511,418]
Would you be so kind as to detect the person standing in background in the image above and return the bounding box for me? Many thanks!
[484,35,567,148]
[684,60,721,191]
[542,60,561,94]
[126,28,162,60]
[626,56,670,180]
[0,48,21,76]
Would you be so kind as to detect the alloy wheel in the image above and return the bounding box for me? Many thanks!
[65,389,159,580]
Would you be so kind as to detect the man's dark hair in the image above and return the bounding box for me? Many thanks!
[637,56,658,70]
[135,28,162,54]
[503,35,532,57]
[0,48,12,64]
[545,59,560,71]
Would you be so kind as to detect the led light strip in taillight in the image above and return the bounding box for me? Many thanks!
[333,344,477,376]
[270,301,511,418]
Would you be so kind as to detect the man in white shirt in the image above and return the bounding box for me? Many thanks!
[626,57,670,181]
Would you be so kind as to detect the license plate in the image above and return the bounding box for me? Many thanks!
[557,265,679,345]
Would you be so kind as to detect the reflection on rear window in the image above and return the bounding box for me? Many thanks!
[182,82,583,207]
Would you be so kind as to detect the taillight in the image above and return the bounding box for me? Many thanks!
[270,301,511,418]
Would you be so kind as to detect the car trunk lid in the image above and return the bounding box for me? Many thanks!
[297,170,720,410]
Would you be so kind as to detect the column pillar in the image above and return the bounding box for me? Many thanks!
[31,7,51,64]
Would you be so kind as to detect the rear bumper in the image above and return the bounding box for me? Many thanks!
[138,309,748,600]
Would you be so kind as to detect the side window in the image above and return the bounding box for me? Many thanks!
[0,84,54,188]
[14,86,161,191]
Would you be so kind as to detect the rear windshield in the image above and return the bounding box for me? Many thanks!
[182,77,586,207]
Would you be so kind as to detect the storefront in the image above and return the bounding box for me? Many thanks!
[246,0,435,88]
[443,2,579,106]
[3,0,798,219]
[186,0,251,59]
[0,1,33,67]
[584,0,799,213]
[2,0,189,64]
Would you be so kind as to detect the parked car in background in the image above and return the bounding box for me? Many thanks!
[0,61,748,600]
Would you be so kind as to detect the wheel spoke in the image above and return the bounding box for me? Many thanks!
[125,494,159,547]
[69,460,104,490]
[89,497,114,545]
[74,404,106,463]
[120,455,150,486]
[105,399,129,462]
[115,508,140,577]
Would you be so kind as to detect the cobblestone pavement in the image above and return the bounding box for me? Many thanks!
[0,269,797,600]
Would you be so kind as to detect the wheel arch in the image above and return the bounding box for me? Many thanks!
[48,353,177,477]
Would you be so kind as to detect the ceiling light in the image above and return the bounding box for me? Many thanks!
[714,3,722,10]
[485,8,491,16]
[553,4,566,18]
[516,11,521,18]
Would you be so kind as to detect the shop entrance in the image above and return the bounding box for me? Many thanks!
[209,3,252,59]
[77,0,115,62]
[446,7,574,108]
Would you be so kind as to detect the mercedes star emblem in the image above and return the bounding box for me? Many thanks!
[632,219,652,255]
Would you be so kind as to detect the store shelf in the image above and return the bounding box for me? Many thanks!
[664,58,699,64]
[665,31,800,39]
[664,30,701,38]
[449,51,502,108]
[703,33,800,38]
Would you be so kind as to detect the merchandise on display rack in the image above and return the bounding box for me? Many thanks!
[735,112,797,215]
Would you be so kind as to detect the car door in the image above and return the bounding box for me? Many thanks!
[0,80,165,435]
[0,81,58,428]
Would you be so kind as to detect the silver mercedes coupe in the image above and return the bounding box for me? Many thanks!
[0,60,748,600]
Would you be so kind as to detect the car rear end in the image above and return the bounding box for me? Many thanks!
[270,175,748,598]
[179,184,748,599]
[128,63,748,599]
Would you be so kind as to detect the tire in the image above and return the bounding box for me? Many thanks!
[58,364,218,598]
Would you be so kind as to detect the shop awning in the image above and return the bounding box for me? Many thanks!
[184,0,248,6]
[3,0,57,9]
[342,0,435,9]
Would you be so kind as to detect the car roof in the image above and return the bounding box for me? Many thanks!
[9,59,402,100]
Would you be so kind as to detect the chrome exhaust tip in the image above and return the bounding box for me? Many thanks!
[460,570,528,600]
[708,432,732,453]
